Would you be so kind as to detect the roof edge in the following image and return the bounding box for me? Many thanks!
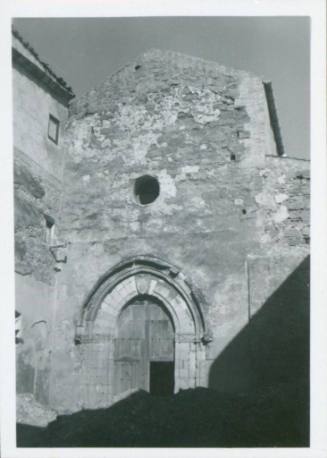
[12,28,75,103]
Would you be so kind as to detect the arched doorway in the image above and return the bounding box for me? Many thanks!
[75,256,210,409]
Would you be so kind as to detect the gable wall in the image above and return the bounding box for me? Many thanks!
[46,51,309,412]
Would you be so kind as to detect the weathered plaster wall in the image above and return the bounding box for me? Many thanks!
[13,61,69,405]
[14,48,309,414]
[13,68,68,179]
[15,275,54,404]
[44,50,310,413]
[14,149,62,281]
[14,148,62,403]
[206,156,310,392]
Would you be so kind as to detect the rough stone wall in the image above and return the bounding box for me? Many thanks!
[13,48,309,414]
[256,157,310,249]
[43,50,310,413]
[14,149,62,281]
[14,149,64,404]
[13,60,69,405]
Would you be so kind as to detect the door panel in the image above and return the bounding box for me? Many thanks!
[149,320,174,361]
[114,338,144,360]
[114,298,175,397]
[114,360,142,394]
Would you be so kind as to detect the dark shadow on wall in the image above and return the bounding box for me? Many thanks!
[208,255,310,446]
[16,256,310,448]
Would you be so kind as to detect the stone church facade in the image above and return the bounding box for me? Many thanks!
[13,30,310,415]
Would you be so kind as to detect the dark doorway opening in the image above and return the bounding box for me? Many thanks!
[150,361,174,396]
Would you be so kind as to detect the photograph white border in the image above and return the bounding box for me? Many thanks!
[1,1,326,457]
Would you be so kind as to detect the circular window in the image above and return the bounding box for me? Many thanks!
[134,175,160,205]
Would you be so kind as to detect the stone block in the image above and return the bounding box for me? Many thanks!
[17,393,57,427]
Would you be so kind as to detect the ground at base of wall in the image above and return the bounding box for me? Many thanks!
[17,383,308,447]
[16,393,58,428]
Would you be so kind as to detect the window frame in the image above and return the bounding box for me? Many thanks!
[48,114,60,145]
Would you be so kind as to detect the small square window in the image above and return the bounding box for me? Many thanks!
[48,114,60,144]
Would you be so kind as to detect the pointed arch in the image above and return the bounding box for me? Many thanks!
[75,256,210,408]
[76,255,208,343]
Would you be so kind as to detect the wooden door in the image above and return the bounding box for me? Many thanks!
[113,298,174,397]
[148,304,174,361]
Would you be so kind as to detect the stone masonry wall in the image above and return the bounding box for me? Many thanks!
[44,50,310,413]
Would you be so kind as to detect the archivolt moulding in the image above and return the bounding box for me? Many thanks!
[75,255,210,345]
